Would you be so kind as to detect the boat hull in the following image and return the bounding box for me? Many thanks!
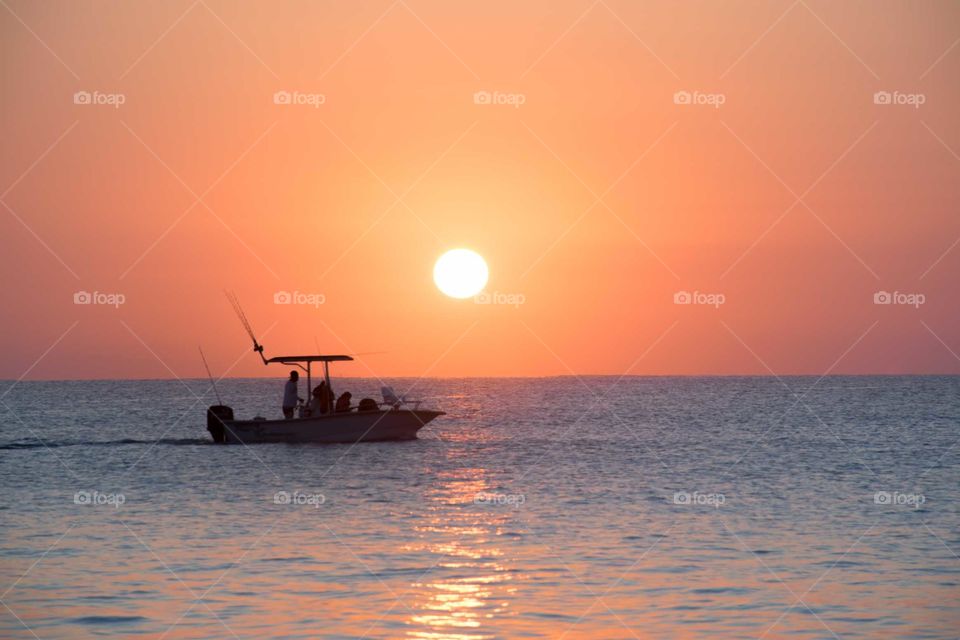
[217,409,443,444]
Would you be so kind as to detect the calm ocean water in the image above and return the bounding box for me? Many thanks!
[0,376,958,639]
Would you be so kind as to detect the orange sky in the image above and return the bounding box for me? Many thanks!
[1,0,959,380]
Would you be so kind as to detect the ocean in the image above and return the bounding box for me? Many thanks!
[1,376,958,639]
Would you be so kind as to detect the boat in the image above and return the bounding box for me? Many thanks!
[205,295,445,444]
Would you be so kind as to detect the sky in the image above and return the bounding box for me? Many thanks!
[1,0,959,380]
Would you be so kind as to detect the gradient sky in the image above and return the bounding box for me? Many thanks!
[1,0,959,380]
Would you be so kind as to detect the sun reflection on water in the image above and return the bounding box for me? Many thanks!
[405,468,515,640]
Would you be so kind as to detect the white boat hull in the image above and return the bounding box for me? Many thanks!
[217,409,443,444]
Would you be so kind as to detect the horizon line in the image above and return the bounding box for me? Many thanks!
[3,372,959,384]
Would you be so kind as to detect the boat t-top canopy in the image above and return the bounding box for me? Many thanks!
[265,355,354,364]
[261,354,353,400]
[262,353,354,400]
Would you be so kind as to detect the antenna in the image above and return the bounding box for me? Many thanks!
[198,346,223,406]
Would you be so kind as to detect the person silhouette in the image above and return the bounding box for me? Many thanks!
[308,381,335,416]
[335,391,353,412]
[282,371,300,419]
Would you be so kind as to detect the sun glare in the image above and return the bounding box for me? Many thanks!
[433,249,488,299]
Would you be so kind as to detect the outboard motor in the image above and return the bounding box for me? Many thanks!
[207,405,233,443]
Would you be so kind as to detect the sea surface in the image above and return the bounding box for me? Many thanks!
[0,376,958,639]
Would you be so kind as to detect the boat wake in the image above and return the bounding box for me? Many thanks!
[0,438,210,450]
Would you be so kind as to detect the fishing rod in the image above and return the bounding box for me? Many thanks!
[198,346,223,406]
[225,290,267,364]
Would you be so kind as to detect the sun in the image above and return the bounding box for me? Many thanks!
[433,249,489,299]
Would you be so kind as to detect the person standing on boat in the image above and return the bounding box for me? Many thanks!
[282,371,300,419]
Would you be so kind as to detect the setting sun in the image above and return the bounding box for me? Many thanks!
[433,249,489,299]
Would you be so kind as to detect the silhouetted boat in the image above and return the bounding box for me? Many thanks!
[205,295,444,444]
